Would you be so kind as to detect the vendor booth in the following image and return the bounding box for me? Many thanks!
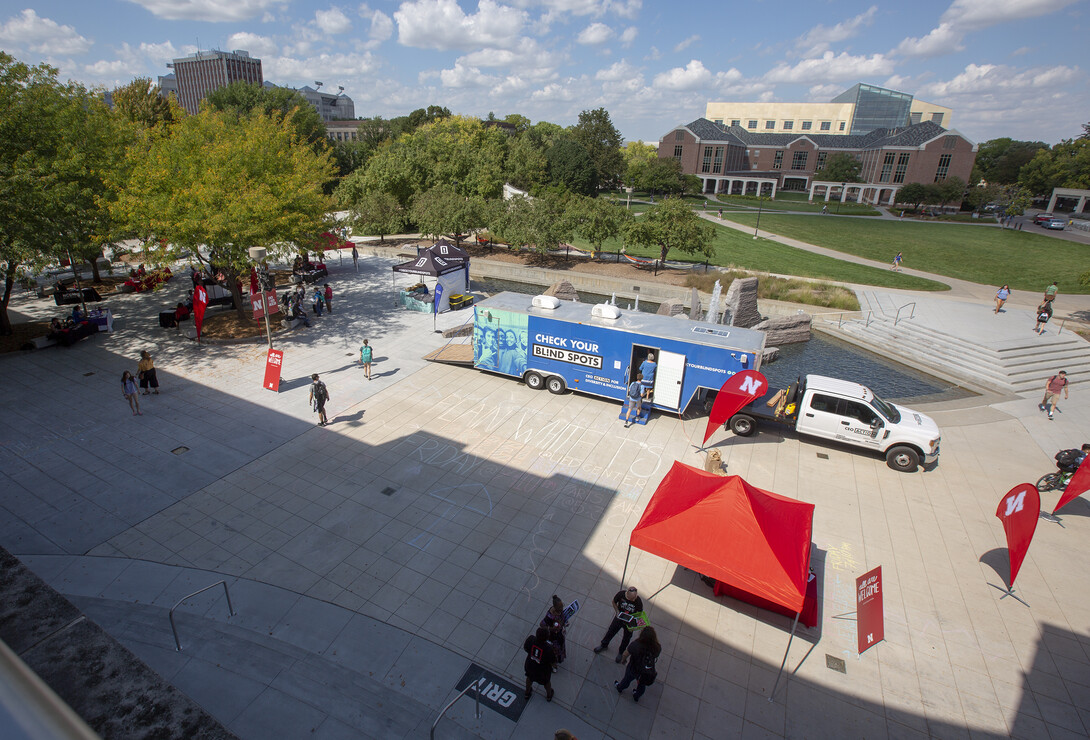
[392,251,467,312]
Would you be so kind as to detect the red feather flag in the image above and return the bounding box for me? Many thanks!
[995,483,1040,588]
[193,284,209,342]
[1053,455,1090,515]
[703,370,768,444]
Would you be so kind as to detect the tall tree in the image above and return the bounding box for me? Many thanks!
[622,197,716,262]
[504,132,548,191]
[489,193,577,254]
[410,185,484,245]
[935,176,966,209]
[112,108,335,319]
[338,189,405,243]
[205,81,327,150]
[822,153,864,183]
[546,137,598,195]
[1019,138,1090,194]
[111,77,176,128]
[570,107,623,189]
[972,138,1048,184]
[572,195,627,256]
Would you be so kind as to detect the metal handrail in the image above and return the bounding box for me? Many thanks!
[808,309,872,328]
[430,680,481,739]
[893,302,916,326]
[169,580,235,651]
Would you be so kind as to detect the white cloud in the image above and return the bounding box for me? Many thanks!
[620,26,638,47]
[894,23,964,58]
[0,9,93,56]
[652,59,744,93]
[439,62,493,88]
[510,0,641,19]
[366,9,394,43]
[395,0,527,51]
[455,40,561,81]
[917,62,1079,97]
[530,81,574,102]
[941,0,1080,29]
[764,51,895,84]
[577,22,613,45]
[1010,46,1030,57]
[226,32,279,59]
[806,84,843,101]
[673,35,699,53]
[123,0,288,22]
[596,60,638,82]
[314,8,352,35]
[263,51,379,83]
[795,7,877,56]
[78,41,188,88]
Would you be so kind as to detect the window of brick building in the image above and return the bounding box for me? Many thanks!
[673,145,683,160]
[816,152,827,171]
[879,152,895,183]
[943,135,958,150]
[791,151,808,170]
[820,121,831,131]
[801,121,812,130]
[748,120,758,129]
[731,119,740,127]
[675,130,684,141]
[765,120,776,130]
[894,153,910,183]
[713,146,724,174]
[935,154,951,182]
[783,120,793,130]
[839,122,846,131]
[773,150,784,170]
[701,146,713,173]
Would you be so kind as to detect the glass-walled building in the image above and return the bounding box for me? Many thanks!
[831,84,914,135]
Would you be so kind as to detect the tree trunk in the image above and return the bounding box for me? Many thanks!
[89,257,102,283]
[0,261,16,336]
[226,267,248,321]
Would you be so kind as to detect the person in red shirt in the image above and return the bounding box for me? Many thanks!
[1040,371,1068,420]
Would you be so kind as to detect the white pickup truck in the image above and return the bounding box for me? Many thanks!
[727,374,941,472]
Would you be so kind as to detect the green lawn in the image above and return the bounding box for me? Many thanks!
[568,225,949,291]
[717,213,1090,293]
[709,191,881,216]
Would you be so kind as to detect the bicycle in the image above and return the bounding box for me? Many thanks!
[1036,469,1075,492]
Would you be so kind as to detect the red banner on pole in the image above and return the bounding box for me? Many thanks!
[1053,456,1090,515]
[856,566,884,654]
[995,483,1040,588]
[704,369,768,444]
[263,349,284,392]
[249,266,259,297]
[251,291,266,319]
[192,285,208,341]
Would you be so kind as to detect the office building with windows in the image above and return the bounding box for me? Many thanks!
[167,49,263,115]
[705,83,952,137]
[660,118,976,206]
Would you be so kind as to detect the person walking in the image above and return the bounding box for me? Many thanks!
[1034,300,1053,335]
[1044,281,1058,304]
[121,371,141,416]
[523,627,556,702]
[624,373,644,428]
[821,205,828,215]
[639,352,657,401]
[1040,371,1068,421]
[614,626,661,702]
[323,283,333,314]
[359,339,373,380]
[994,285,1010,314]
[351,245,359,272]
[310,373,330,426]
[137,350,160,395]
[312,287,324,317]
[891,252,903,271]
[593,586,643,662]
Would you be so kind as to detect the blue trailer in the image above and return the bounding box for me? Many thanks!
[472,292,765,415]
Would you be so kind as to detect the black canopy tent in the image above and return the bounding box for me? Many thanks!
[392,251,466,312]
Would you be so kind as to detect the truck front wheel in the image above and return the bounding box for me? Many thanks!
[729,414,756,437]
[524,371,544,390]
[886,445,920,473]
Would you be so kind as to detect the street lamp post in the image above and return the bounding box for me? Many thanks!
[248,247,273,348]
[836,182,846,214]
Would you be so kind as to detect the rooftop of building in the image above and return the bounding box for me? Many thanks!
[680,118,960,149]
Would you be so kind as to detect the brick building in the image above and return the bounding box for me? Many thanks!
[167,49,263,116]
[660,119,977,206]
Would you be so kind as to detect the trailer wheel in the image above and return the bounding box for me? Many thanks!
[886,445,920,473]
[546,376,566,394]
[524,371,545,390]
[729,414,756,437]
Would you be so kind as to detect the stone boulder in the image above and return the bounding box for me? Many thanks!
[656,298,686,317]
[753,312,812,345]
[543,280,579,302]
[724,277,762,328]
[761,347,780,363]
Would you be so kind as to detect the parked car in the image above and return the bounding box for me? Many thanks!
[1033,212,1055,225]
[1045,218,1067,230]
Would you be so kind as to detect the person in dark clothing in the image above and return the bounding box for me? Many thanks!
[593,586,643,662]
[540,595,567,669]
[614,626,661,702]
[523,627,556,701]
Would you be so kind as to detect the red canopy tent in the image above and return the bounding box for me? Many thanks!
[623,461,816,698]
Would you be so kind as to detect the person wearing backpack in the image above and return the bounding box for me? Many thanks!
[309,373,330,426]
[614,626,661,702]
[523,627,556,701]
[1055,444,1089,472]
[1039,371,1068,420]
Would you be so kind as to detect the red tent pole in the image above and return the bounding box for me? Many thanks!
[620,545,632,587]
[768,611,800,702]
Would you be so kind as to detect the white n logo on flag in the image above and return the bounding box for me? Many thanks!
[739,376,764,396]
[1004,491,1026,516]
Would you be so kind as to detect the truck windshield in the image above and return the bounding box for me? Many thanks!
[872,394,900,423]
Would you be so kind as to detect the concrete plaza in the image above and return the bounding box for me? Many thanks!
[2,250,1089,739]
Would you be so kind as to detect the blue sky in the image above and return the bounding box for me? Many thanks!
[1,0,1086,145]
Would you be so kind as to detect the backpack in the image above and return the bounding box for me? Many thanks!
[1056,448,1081,471]
[313,381,328,403]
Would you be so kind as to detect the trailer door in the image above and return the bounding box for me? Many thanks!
[655,350,686,409]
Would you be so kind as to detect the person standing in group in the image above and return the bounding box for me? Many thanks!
[891,252,903,271]
[137,351,160,395]
[639,352,657,402]
[523,627,556,702]
[1044,281,1058,304]
[994,285,1010,314]
[593,586,643,662]
[310,373,330,426]
[1040,370,1068,421]
[323,283,333,314]
[359,339,373,380]
[540,595,568,671]
[351,245,359,272]
[121,371,141,416]
[624,373,644,428]
[1034,300,1053,335]
[312,286,324,317]
[614,626,661,702]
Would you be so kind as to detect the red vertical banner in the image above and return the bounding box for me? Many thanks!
[1053,456,1090,515]
[704,369,767,444]
[263,349,284,392]
[249,266,259,297]
[856,566,884,654]
[251,291,266,319]
[995,483,1040,588]
[264,290,279,315]
[192,285,208,341]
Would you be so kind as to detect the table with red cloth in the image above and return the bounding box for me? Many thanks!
[124,268,173,293]
[712,571,819,628]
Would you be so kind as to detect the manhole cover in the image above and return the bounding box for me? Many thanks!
[380,487,397,496]
[825,654,846,673]
[83,372,95,376]
[171,447,190,455]
[816,453,829,460]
